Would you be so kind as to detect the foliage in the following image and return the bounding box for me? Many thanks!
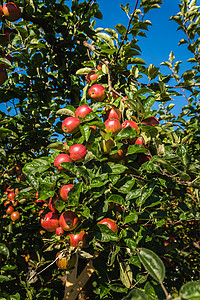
[0,0,200,299]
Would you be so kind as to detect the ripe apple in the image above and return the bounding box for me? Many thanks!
[48,195,59,213]
[75,105,93,118]
[56,226,64,236]
[6,205,14,215]
[0,54,12,70]
[10,211,20,222]
[41,212,59,232]
[85,70,99,83]
[2,2,21,21]
[59,211,79,231]
[0,28,13,43]
[60,184,74,202]
[62,117,80,134]
[104,106,121,121]
[98,218,118,233]
[69,144,87,162]
[102,138,115,154]
[104,119,121,136]
[56,252,76,270]
[109,148,126,161]
[7,192,15,200]
[88,84,106,102]
[135,136,145,147]
[54,153,72,171]
[0,69,7,85]
[68,230,86,248]
[121,120,138,132]
[142,116,159,126]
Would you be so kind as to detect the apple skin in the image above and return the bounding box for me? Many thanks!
[105,106,121,121]
[0,54,12,70]
[0,5,3,19]
[6,205,14,215]
[69,144,87,162]
[75,105,93,118]
[98,218,118,233]
[121,120,138,132]
[142,116,159,126]
[59,211,79,231]
[0,69,7,85]
[49,195,59,213]
[2,2,21,21]
[135,136,145,147]
[41,212,59,232]
[0,28,13,43]
[68,230,86,248]
[10,211,20,222]
[56,226,64,236]
[88,84,106,102]
[104,119,121,136]
[54,153,72,171]
[62,117,80,134]
[56,252,76,270]
[85,70,99,83]
[60,184,74,202]
[97,62,103,70]
[102,138,115,154]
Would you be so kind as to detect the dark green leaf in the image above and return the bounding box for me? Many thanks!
[179,281,200,299]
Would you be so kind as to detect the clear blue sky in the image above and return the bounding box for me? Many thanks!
[95,0,192,116]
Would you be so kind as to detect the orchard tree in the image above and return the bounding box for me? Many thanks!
[1,0,200,299]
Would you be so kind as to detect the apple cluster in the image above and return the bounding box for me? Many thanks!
[3,185,20,222]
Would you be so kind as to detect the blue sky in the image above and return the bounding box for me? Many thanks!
[95,0,192,116]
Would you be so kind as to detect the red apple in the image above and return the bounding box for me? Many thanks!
[4,200,10,207]
[104,119,121,136]
[68,230,86,248]
[85,70,99,83]
[56,226,64,236]
[7,192,15,200]
[121,120,138,132]
[41,212,59,232]
[62,117,80,134]
[60,184,74,202]
[59,211,79,231]
[54,153,72,171]
[0,5,3,19]
[6,205,14,215]
[49,195,59,213]
[102,138,115,154]
[98,218,118,233]
[0,28,13,44]
[0,69,7,85]
[142,116,159,126]
[75,105,93,118]
[10,211,20,222]
[135,136,145,147]
[88,84,106,102]
[2,2,21,21]
[69,144,87,162]
[105,106,121,121]
[0,54,12,70]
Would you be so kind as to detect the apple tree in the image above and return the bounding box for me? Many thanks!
[0,0,200,299]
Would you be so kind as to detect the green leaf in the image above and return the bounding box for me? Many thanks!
[96,224,119,242]
[179,281,200,299]
[129,57,146,65]
[80,124,91,142]
[10,292,21,300]
[76,67,92,76]
[127,144,148,155]
[104,163,127,174]
[0,275,11,282]
[23,158,50,176]
[47,142,68,151]
[0,148,6,158]
[123,212,138,224]
[106,194,125,205]
[148,64,159,80]
[0,243,9,257]
[56,108,75,116]
[137,248,165,283]
[119,262,133,289]
[122,289,151,300]
[137,183,155,207]
[114,176,135,194]
[67,182,82,206]
[114,24,127,35]
[115,126,138,141]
